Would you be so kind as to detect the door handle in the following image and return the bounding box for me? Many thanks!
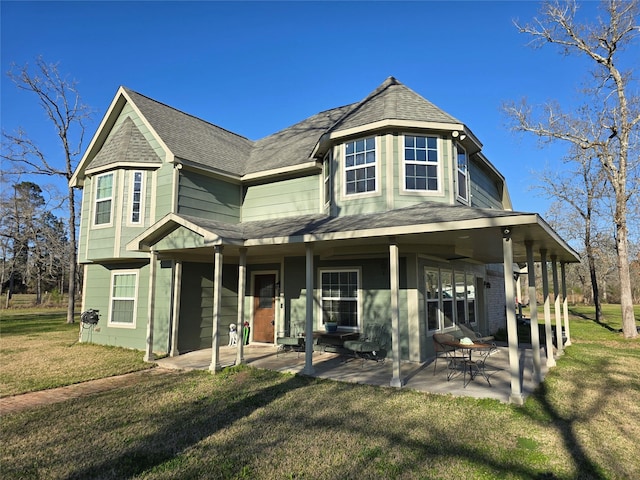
[271,320,275,326]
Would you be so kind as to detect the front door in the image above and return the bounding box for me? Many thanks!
[253,274,276,343]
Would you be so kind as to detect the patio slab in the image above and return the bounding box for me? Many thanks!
[156,342,549,403]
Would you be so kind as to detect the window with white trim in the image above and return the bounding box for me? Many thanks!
[404,135,439,191]
[130,171,144,224]
[320,269,359,329]
[109,271,138,327]
[94,172,114,226]
[323,152,331,207]
[425,267,476,332]
[456,143,469,202]
[344,137,376,195]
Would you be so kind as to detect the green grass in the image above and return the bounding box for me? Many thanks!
[0,308,151,396]
[1,304,639,479]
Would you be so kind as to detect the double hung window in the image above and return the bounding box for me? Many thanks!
[344,137,376,195]
[320,270,359,329]
[94,172,114,226]
[404,135,439,192]
[109,271,138,327]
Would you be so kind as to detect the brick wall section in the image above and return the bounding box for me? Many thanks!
[485,264,506,334]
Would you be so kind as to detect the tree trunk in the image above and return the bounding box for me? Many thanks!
[66,186,76,324]
[616,218,637,338]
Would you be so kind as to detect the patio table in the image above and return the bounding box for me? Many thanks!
[440,340,495,387]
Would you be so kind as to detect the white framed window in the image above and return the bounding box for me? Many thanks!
[403,135,440,192]
[130,171,144,224]
[425,267,476,333]
[344,137,377,195]
[456,143,469,203]
[323,152,331,207]
[94,172,114,226]
[109,271,138,328]
[425,268,440,331]
[319,269,360,330]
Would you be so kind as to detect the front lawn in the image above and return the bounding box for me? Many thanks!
[0,304,638,479]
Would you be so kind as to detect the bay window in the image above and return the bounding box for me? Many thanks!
[94,172,114,226]
[344,137,376,195]
[404,135,439,192]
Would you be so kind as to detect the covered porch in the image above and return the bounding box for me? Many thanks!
[156,342,549,403]
[130,202,579,405]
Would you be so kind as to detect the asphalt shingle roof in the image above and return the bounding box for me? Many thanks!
[88,117,162,170]
[181,202,526,242]
[118,77,462,177]
[123,88,253,176]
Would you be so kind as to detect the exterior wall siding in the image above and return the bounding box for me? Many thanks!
[154,163,175,221]
[242,175,320,221]
[177,262,239,352]
[177,169,241,223]
[469,161,504,209]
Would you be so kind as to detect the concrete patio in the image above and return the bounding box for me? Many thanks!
[156,342,549,403]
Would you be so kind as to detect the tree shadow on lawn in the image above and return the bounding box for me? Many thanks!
[523,351,639,480]
[568,308,619,333]
[50,366,612,480]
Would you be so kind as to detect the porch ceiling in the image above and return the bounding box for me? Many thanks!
[131,202,580,264]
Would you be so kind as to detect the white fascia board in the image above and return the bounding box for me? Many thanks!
[70,87,174,187]
[243,214,536,247]
[175,159,242,183]
[126,213,212,252]
[85,161,161,176]
[241,160,321,182]
[328,120,465,140]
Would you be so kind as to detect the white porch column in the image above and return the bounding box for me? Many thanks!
[389,240,403,388]
[169,260,182,357]
[209,245,223,373]
[525,241,542,383]
[540,249,556,367]
[551,255,564,356]
[561,263,572,346]
[502,228,524,404]
[303,242,315,376]
[144,249,158,362]
[236,248,247,365]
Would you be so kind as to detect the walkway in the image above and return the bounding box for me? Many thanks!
[0,368,174,415]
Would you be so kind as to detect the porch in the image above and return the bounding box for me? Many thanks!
[156,342,548,403]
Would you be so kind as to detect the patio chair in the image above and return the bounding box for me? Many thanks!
[343,323,389,366]
[455,323,494,343]
[432,333,467,379]
[276,326,304,357]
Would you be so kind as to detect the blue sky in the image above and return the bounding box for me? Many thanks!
[1,0,607,215]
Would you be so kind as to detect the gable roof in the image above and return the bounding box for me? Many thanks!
[72,77,485,184]
[122,88,253,176]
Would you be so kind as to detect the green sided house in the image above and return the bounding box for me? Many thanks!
[71,77,578,403]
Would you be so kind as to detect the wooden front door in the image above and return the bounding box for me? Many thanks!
[253,274,276,343]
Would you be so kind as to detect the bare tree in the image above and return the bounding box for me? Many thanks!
[536,144,608,321]
[1,57,91,323]
[504,0,639,338]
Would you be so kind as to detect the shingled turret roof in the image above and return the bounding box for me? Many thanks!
[75,77,469,183]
